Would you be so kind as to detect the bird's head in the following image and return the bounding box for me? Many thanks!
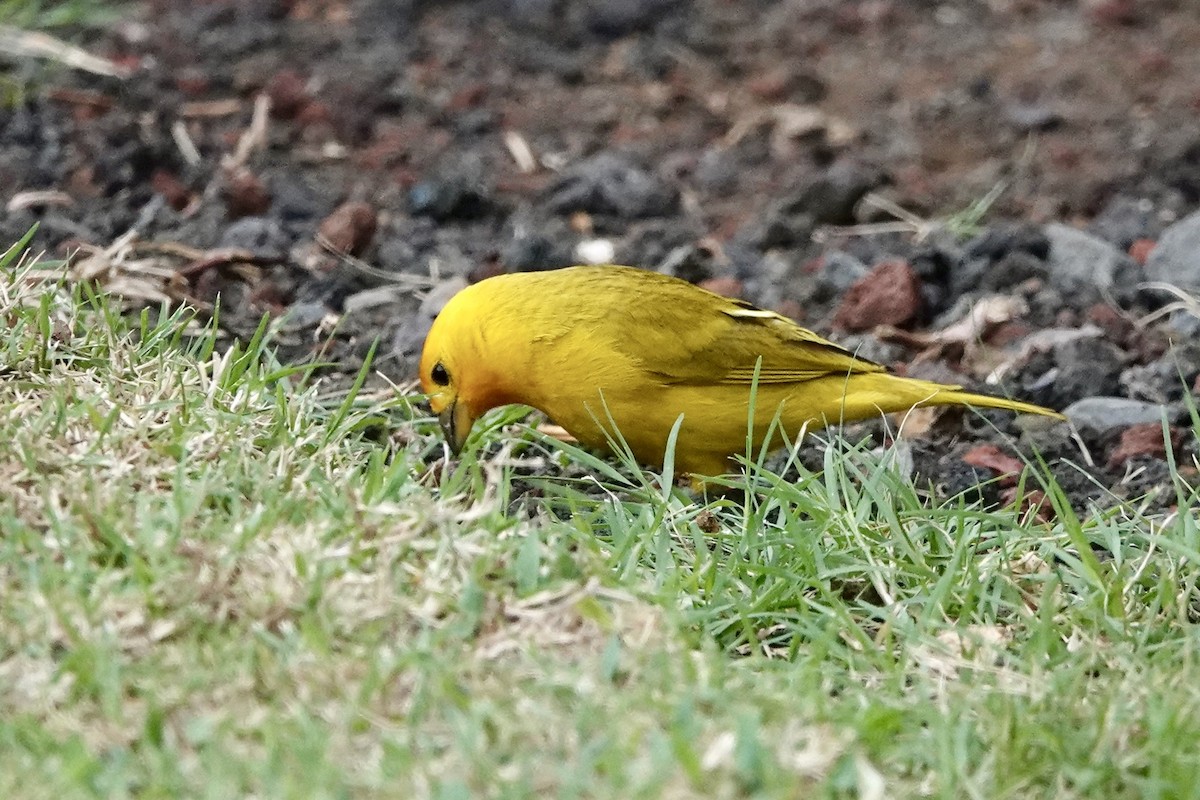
[418,279,523,454]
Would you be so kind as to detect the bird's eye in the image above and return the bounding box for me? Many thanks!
[431,362,450,386]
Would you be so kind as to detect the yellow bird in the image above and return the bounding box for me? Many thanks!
[419,265,1062,478]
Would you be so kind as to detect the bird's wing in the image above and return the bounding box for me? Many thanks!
[604,280,887,386]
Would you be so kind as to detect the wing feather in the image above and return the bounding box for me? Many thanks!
[577,267,885,387]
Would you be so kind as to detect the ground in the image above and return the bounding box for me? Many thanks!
[4,3,1200,797]
[5,0,1199,508]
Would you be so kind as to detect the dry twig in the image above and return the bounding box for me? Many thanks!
[0,25,132,78]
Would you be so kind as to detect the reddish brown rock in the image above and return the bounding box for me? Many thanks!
[222,169,271,218]
[1085,303,1133,344]
[468,257,505,284]
[265,69,309,118]
[175,69,210,97]
[800,256,824,276]
[1129,328,1170,363]
[1129,238,1156,265]
[447,83,487,111]
[192,268,222,305]
[747,68,793,101]
[318,201,377,256]
[246,280,291,314]
[1088,0,1138,26]
[66,165,100,198]
[1137,48,1171,77]
[985,320,1034,348]
[151,169,191,211]
[1107,423,1186,469]
[1048,144,1082,170]
[297,100,332,128]
[962,444,1025,486]
[56,238,89,258]
[1001,487,1052,523]
[833,259,922,332]
[773,298,806,323]
[358,121,409,169]
[831,4,868,34]
[699,276,744,299]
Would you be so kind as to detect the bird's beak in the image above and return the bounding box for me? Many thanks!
[438,399,474,455]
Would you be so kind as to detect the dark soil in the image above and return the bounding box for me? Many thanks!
[4,0,1199,514]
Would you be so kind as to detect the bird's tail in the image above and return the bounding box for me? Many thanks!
[911,385,1064,420]
[831,372,1065,422]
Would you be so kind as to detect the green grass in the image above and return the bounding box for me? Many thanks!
[3,235,1200,798]
[0,0,122,29]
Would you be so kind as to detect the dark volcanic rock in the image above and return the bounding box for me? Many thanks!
[954,224,1049,298]
[410,172,495,221]
[500,212,578,272]
[1048,337,1125,406]
[218,216,291,259]
[784,162,882,227]
[747,162,882,250]
[544,153,678,219]
[1146,210,1200,291]
[1089,194,1161,250]
[1120,340,1200,404]
[580,0,681,36]
[1043,223,1139,307]
[785,249,877,310]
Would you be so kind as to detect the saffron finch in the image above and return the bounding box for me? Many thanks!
[419,265,1062,478]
